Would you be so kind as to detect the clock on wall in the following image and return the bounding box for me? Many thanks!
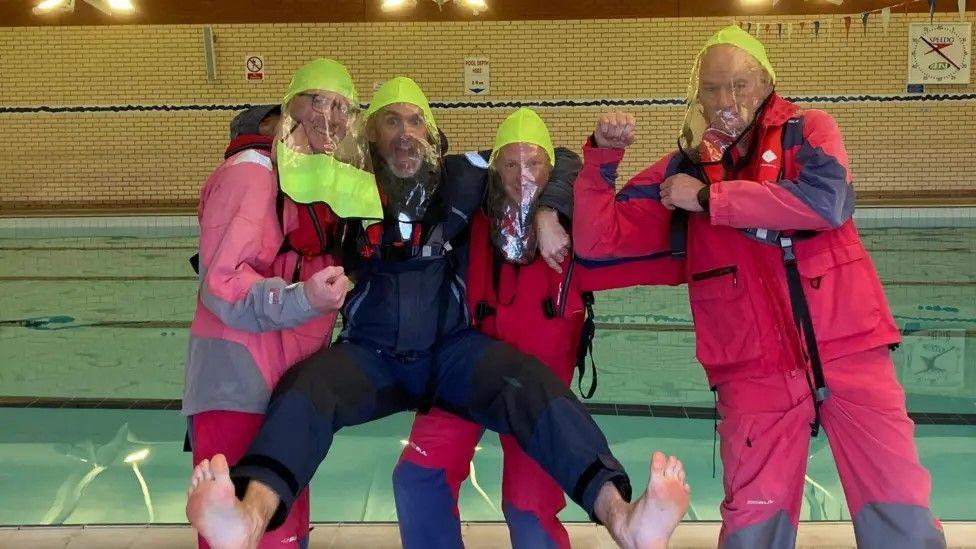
[908,23,971,85]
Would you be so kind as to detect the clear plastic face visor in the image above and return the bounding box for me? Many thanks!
[488,142,552,264]
[679,44,774,164]
[367,102,442,230]
[280,90,365,158]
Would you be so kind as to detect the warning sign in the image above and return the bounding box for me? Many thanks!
[245,55,264,82]
[464,57,489,95]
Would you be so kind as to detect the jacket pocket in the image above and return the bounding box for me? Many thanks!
[689,265,763,366]
[796,245,880,344]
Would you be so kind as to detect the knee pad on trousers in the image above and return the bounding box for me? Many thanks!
[464,343,572,443]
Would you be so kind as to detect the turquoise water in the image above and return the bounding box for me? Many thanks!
[0,223,973,525]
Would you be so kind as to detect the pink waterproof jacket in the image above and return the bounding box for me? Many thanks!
[183,147,338,416]
[573,94,900,385]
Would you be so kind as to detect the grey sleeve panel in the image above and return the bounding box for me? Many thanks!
[198,264,320,333]
[182,336,271,416]
[537,146,582,220]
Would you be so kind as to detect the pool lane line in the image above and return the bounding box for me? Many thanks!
[0,276,197,281]
[2,246,970,253]
[2,276,973,286]
[0,246,198,251]
[0,396,972,425]
[3,318,975,334]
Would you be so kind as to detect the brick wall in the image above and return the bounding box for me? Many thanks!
[1,13,974,210]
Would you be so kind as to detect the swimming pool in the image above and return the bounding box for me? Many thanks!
[0,210,973,526]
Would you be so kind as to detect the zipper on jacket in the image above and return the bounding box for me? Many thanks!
[691,265,738,287]
[306,204,328,256]
[558,260,577,318]
[291,254,303,283]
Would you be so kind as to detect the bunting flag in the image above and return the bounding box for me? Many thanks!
[960,0,967,20]
[725,1,922,45]
[929,0,936,22]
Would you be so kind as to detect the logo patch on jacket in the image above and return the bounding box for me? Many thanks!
[268,287,281,305]
[762,149,778,163]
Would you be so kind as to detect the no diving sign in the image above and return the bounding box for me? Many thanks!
[246,55,264,81]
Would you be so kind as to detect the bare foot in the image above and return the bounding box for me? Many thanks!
[608,451,690,549]
[186,454,264,549]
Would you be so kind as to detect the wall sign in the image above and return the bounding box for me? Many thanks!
[246,55,265,81]
[464,57,490,95]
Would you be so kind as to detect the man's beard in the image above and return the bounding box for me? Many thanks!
[373,153,439,222]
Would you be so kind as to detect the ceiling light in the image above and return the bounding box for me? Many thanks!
[84,0,134,15]
[381,0,415,11]
[107,0,134,12]
[34,0,135,16]
[33,0,72,14]
[460,0,487,14]
[381,0,486,15]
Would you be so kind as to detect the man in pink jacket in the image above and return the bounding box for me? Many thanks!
[572,26,945,548]
[183,58,370,549]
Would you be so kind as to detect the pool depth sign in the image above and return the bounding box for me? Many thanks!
[464,57,490,95]
[908,23,971,84]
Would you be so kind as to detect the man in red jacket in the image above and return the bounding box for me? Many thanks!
[572,26,944,548]
[393,108,686,549]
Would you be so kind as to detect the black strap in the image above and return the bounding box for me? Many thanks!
[542,297,557,319]
[669,209,689,259]
[575,292,598,400]
[475,301,496,322]
[780,236,830,437]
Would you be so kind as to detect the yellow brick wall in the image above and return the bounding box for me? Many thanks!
[1,13,974,209]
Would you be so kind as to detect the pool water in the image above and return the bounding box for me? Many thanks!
[0,223,973,525]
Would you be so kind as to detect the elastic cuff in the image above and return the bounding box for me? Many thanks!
[231,455,300,531]
[285,282,323,325]
[575,455,632,524]
[292,282,314,313]
[582,140,626,165]
[706,182,730,226]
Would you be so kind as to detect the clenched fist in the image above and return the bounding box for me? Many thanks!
[303,265,350,314]
[593,112,637,149]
